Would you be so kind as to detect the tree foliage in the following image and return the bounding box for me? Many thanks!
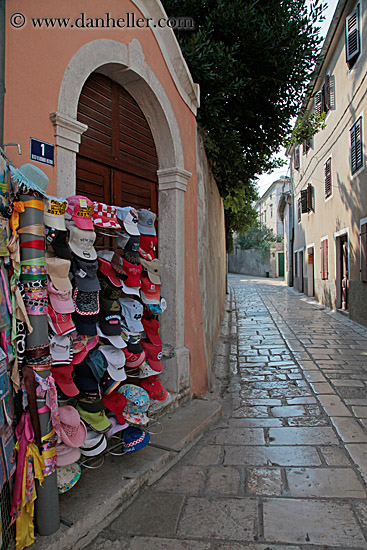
[162,0,326,246]
[236,226,282,250]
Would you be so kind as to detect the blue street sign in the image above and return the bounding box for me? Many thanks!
[30,138,54,166]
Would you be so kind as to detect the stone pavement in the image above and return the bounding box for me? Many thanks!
[88,274,367,550]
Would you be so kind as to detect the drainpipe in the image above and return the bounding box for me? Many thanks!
[0,0,5,146]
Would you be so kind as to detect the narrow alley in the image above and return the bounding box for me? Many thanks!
[89,274,367,550]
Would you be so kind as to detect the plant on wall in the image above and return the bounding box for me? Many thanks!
[289,111,326,146]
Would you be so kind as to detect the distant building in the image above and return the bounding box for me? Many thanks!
[255,176,290,236]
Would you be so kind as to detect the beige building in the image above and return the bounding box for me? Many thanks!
[255,176,290,237]
[288,0,367,325]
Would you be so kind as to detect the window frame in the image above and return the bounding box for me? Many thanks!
[345,4,361,70]
[324,157,332,200]
[350,116,363,176]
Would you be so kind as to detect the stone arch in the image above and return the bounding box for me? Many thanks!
[50,37,191,397]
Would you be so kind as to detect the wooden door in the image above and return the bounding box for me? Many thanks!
[341,236,349,310]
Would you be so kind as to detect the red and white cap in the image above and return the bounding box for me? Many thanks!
[122,257,142,287]
[48,308,76,336]
[93,202,121,229]
[98,257,122,287]
[66,196,94,230]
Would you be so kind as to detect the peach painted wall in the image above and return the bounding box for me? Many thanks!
[5,0,208,396]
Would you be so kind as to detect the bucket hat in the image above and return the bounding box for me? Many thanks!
[73,312,98,336]
[80,430,107,456]
[59,405,87,448]
[56,444,81,467]
[52,363,80,397]
[119,384,150,426]
[18,163,49,192]
[57,463,81,494]
[48,279,74,314]
[92,202,120,229]
[137,209,157,236]
[121,426,150,454]
[99,345,127,381]
[119,298,143,333]
[71,257,100,291]
[141,341,163,373]
[68,222,97,261]
[142,317,162,346]
[44,197,67,231]
[116,206,140,236]
[66,196,94,230]
[48,308,76,335]
[77,404,111,434]
[46,254,72,292]
[45,227,72,260]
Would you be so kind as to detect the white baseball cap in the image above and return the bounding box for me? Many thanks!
[119,297,144,333]
[116,207,140,236]
[99,345,127,381]
[68,222,97,261]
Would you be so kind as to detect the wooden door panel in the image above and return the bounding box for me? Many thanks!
[76,157,111,204]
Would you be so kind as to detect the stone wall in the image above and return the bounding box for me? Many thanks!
[228,243,283,278]
[196,130,227,389]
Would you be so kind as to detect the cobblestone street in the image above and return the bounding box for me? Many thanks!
[90,274,367,550]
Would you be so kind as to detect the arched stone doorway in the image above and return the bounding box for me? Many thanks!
[50,38,191,396]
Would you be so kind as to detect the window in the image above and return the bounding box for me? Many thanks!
[294,252,298,277]
[302,139,311,155]
[294,146,300,171]
[361,223,367,281]
[297,198,301,222]
[324,157,332,198]
[270,204,273,218]
[301,189,308,214]
[314,75,331,116]
[307,183,314,212]
[320,239,328,280]
[350,117,363,174]
[345,4,360,69]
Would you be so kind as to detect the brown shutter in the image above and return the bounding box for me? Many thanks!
[307,183,313,212]
[351,117,363,174]
[320,240,328,280]
[294,146,300,171]
[345,5,360,68]
[297,198,301,222]
[323,75,330,113]
[361,223,367,282]
[324,158,332,198]
[301,189,308,213]
[314,92,322,116]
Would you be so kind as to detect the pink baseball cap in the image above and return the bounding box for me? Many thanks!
[66,195,94,230]
[48,279,75,314]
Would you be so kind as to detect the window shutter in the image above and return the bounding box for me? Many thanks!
[345,5,360,68]
[324,158,332,198]
[321,240,328,280]
[294,146,300,171]
[314,92,322,116]
[329,74,336,110]
[297,198,301,222]
[301,189,308,213]
[351,117,363,174]
[324,75,330,113]
[307,183,313,212]
[361,223,367,282]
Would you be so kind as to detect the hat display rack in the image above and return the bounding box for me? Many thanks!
[3,158,173,549]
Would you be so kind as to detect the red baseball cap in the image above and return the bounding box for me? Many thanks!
[125,350,146,369]
[48,308,76,335]
[98,257,122,287]
[142,318,162,346]
[140,235,157,256]
[141,375,169,402]
[140,274,160,304]
[102,391,127,425]
[122,257,142,287]
[141,341,163,372]
[52,364,79,397]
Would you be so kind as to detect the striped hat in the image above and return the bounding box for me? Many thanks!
[93,202,120,229]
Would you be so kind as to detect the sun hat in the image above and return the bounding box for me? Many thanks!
[56,444,81,467]
[139,360,160,379]
[102,392,127,425]
[59,405,87,448]
[139,235,158,257]
[142,317,162,346]
[71,257,100,291]
[98,257,122,288]
[46,254,72,292]
[140,274,160,305]
[141,341,163,373]
[57,463,81,494]
[99,345,127,381]
[119,384,150,426]
[80,430,107,456]
[68,223,97,261]
[140,258,162,285]
[77,404,111,434]
[48,308,76,335]
[72,312,98,336]
[116,206,140,236]
[45,227,72,260]
[98,305,122,336]
[119,298,143,333]
[121,426,150,454]
[107,415,129,436]
[48,279,74,314]
[66,196,94,230]
[18,163,49,192]
[137,209,157,236]
[44,197,67,231]
[72,334,99,365]
[50,334,73,366]
[141,375,169,402]
[92,202,120,229]
[97,324,127,348]
[73,288,100,316]
[51,364,80,397]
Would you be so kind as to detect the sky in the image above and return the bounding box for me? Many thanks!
[255,0,339,198]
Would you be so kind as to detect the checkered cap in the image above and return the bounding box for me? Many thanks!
[93,202,120,229]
